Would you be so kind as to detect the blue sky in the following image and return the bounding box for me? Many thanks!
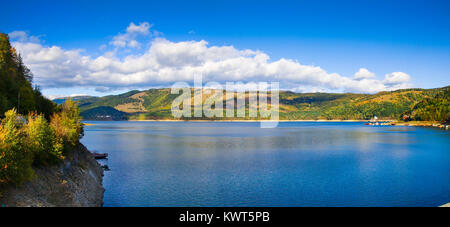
[2,0,450,97]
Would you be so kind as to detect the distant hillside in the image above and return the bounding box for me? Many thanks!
[80,106,128,121]
[279,86,449,121]
[52,96,93,104]
[402,87,449,123]
[75,86,450,121]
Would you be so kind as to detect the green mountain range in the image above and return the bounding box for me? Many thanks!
[60,86,449,122]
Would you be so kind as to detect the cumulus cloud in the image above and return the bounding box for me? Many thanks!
[354,68,376,80]
[10,23,413,94]
[383,72,411,85]
[110,22,153,49]
[381,72,412,90]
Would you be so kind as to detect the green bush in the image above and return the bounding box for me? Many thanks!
[50,99,84,147]
[24,113,63,166]
[0,100,84,186]
[0,109,35,185]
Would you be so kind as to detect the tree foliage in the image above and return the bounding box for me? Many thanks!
[0,34,84,186]
[0,33,56,118]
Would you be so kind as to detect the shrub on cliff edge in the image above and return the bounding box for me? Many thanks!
[0,109,35,185]
[24,113,64,166]
[0,100,84,186]
[50,99,84,147]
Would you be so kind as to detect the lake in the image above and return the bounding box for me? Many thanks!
[81,121,450,207]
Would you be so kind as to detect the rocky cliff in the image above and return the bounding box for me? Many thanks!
[0,143,104,207]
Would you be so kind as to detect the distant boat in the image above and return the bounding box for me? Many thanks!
[93,152,108,159]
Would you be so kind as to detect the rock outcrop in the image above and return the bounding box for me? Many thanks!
[0,143,104,207]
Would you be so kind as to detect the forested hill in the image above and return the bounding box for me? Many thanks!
[72,86,449,122]
[0,33,56,118]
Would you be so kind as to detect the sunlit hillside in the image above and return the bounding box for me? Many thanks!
[64,86,450,121]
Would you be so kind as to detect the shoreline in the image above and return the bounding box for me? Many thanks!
[126,119,373,122]
[84,119,448,129]
[386,120,449,129]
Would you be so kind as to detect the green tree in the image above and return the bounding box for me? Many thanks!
[0,33,55,118]
[33,86,56,120]
[18,85,36,114]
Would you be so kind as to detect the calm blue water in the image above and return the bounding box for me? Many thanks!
[81,121,450,207]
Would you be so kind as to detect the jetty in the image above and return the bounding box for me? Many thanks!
[93,152,108,159]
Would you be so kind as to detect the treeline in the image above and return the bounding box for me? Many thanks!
[0,100,83,185]
[0,33,56,118]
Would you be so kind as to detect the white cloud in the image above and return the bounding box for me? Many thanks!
[354,68,376,80]
[9,31,28,41]
[128,40,141,48]
[10,24,413,94]
[9,31,41,43]
[110,22,153,49]
[45,93,88,100]
[126,22,151,34]
[383,72,411,85]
